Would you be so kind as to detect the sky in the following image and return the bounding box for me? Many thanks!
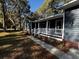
[28,0,44,12]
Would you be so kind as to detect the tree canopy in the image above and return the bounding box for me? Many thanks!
[36,0,72,17]
[0,0,31,30]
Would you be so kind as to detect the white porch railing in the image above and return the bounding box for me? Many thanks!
[31,28,63,36]
[31,29,34,34]
[55,29,63,35]
[37,28,40,34]
[48,28,62,36]
[40,28,46,34]
[48,28,55,35]
[31,28,38,34]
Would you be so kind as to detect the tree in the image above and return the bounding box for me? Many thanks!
[0,0,7,31]
[27,12,40,21]
[0,0,3,28]
[0,0,31,31]
[15,0,31,31]
[36,0,72,18]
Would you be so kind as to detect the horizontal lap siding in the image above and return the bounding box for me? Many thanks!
[65,5,79,42]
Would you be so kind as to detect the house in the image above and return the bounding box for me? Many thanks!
[64,0,79,42]
[30,0,79,49]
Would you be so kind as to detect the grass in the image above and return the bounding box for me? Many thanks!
[0,32,58,59]
[0,31,22,37]
[0,31,23,57]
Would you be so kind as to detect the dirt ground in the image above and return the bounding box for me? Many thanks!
[0,32,58,59]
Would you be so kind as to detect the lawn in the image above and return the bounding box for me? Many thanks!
[0,32,58,59]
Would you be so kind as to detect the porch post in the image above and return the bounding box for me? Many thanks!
[55,20,57,34]
[34,22,36,35]
[46,20,48,35]
[62,12,65,40]
[38,22,40,34]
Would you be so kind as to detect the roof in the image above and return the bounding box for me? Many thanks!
[31,14,63,22]
[63,0,79,10]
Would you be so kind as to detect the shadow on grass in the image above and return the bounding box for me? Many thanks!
[0,33,24,58]
[0,33,24,46]
[14,38,58,59]
[0,30,21,32]
[0,34,58,59]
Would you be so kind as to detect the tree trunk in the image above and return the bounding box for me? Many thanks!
[19,19,22,30]
[2,0,6,31]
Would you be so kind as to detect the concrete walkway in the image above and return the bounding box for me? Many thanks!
[28,36,79,59]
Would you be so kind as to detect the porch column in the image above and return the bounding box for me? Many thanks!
[55,20,57,34]
[46,20,48,35]
[38,22,40,34]
[26,23,29,31]
[62,12,65,40]
[34,22,36,35]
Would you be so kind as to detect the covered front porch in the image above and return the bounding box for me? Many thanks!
[31,14,64,40]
